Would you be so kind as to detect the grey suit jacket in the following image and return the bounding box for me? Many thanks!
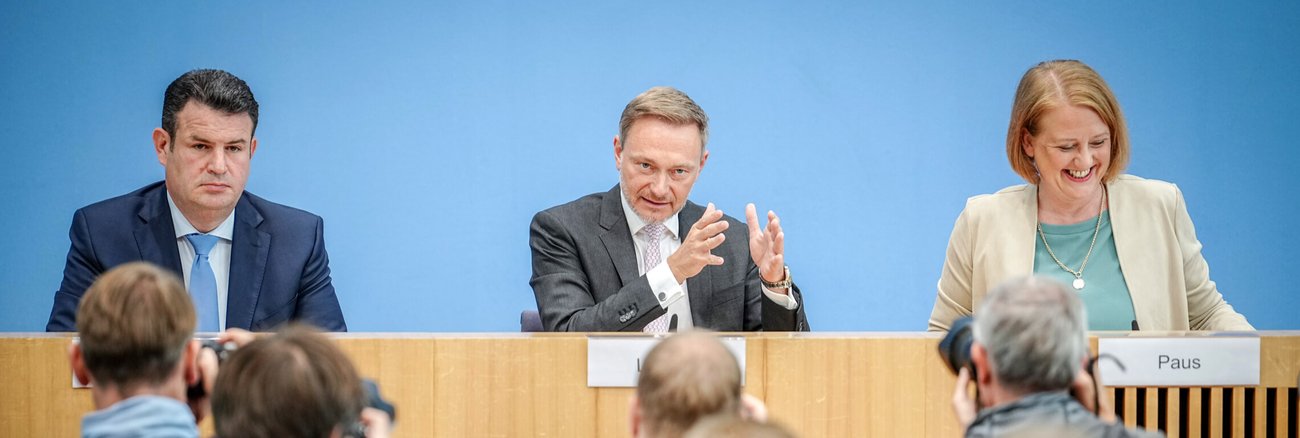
[529,185,808,332]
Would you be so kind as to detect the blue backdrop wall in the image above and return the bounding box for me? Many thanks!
[2,1,1297,331]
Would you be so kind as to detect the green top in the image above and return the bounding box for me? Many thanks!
[1033,211,1137,331]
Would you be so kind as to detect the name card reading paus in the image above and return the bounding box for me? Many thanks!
[1097,337,1259,387]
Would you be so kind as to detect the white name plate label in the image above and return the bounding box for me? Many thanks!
[587,336,745,387]
[70,338,91,388]
[1097,337,1259,386]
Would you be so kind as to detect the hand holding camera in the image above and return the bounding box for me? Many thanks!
[185,329,251,421]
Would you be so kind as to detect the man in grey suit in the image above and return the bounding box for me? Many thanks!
[530,86,808,332]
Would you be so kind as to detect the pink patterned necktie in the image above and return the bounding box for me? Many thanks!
[641,223,672,333]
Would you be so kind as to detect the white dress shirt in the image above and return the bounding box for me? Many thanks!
[620,193,797,331]
[167,193,235,330]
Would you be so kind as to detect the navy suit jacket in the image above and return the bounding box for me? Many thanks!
[47,181,346,332]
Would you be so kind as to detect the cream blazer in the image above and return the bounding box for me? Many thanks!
[928,174,1253,332]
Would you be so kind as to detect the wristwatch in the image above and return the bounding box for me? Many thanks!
[760,265,792,289]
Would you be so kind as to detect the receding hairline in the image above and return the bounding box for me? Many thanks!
[648,332,736,368]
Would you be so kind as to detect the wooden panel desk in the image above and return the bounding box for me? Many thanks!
[2,332,1296,437]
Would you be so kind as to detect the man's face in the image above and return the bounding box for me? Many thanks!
[614,116,708,223]
[155,101,257,221]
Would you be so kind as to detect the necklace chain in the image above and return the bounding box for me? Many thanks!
[1037,189,1106,282]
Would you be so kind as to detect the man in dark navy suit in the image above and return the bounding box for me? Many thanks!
[47,69,345,332]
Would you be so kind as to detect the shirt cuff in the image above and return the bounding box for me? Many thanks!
[646,262,686,310]
[762,285,799,310]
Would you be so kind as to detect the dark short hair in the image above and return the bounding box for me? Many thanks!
[161,69,259,140]
[213,324,365,438]
[77,262,196,388]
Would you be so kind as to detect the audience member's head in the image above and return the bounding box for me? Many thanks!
[631,331,745,438]
[212,324,367,438]
[683,414,796,438]
[972,275,1088,399]
[69,262,200,407]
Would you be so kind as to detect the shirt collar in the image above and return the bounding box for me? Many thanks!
[619,188,680,239]
[167,192,235,241]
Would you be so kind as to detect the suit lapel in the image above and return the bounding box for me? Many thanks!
[1106,179,1155,329]
[678,202,714,327]
[999,185,1038,296]
[598,185,640,287]
[135,185,183,274]
[227,195,270,330]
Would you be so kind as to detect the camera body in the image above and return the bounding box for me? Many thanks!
[186,338,238,400]
[200,338,237,363]
[344,379,397,438]
[938,316,976,376]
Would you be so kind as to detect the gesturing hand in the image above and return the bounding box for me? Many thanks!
[667,203,728,284]
[746,204,786,291]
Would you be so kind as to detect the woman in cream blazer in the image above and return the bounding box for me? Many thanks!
[929,60,1252,333]
[928,175,1252,332]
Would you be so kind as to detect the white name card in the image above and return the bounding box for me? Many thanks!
[70,338,90,388]
[72,371,91,389]
[1097,336,1259,386]
[587,336,745,387]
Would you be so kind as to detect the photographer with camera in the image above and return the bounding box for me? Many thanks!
[68,262,219,437]
[943,276,1162,437]
[211,324,393,438]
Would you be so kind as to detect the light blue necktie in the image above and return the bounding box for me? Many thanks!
[185,233,221,332]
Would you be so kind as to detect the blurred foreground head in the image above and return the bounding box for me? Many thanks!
[212,324,366,438]
[73,262,196,394]
[632,331,744,438]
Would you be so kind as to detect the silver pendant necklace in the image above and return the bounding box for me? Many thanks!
[1037,188,1106,290]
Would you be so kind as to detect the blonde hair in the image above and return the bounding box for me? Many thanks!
[1006,60,1130,184]
[619,86,709,150]
[637,331,742,437]
[76,262,195,387]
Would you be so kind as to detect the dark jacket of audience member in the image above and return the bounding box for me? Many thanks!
[966,391,1156,438]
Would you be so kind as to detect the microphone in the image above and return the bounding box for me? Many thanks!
[668,314,679,331]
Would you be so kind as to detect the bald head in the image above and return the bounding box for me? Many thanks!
[635,331,743,438]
